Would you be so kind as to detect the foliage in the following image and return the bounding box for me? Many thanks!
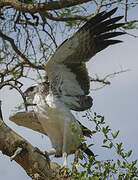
[0,0,138,179]
[60,111,138,180]
[0,0,137,88]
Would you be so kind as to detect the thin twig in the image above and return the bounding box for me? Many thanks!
[90,69,130,91]
[125,0,128,22]
[42,11,88,22]
[0,100,3,121]
[94,0,104,15]
[0,0,92,12]
[0,30,44,70]
[0,81,28,111]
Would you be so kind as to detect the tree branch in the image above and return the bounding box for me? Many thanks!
[0,102,60,180]
[0,30,44,70]
[125,0,128,22]
[0,0,91,13]
[94,0,104,15]
[41,11,88,22]
[0,120,58,179]
[0,81,28,110]
[0,100,3,121]
[90,69,129,91]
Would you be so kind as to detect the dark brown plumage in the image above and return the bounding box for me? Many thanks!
[46,8,125,101]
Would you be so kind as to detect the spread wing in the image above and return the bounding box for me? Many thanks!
[9,111,47,135]
[45,8,125,96]
[9,111,92,138]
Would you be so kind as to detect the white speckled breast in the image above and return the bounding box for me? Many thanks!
[33,93,82,156]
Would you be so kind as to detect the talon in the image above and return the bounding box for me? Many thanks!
[44,151,50,162]
[34,147,50,162]
[34,147,41,154]
[47,148,56,156]
[62,152,68,168]
[10,147,22,161]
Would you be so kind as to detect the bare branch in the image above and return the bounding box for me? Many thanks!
[42,11,88,22]
[121,2,138,6]
[95,1,138,8]
[90,69,130,91]
[123,30,138,38]
[0,101,3,121]
[0,0,91,13]
[0,30,44,70]
[0,118,58,179]
[0,81,28,110]
[89,76,111,85]
[95,0,104,15]
[125,0,128,22]
[0,99,62,179]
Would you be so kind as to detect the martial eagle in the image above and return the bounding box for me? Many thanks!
[10,8,125,167]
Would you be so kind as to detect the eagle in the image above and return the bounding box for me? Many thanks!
[10,8,125,167]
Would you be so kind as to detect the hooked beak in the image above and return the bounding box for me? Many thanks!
[23,85,36,98]
[23,90,29,98]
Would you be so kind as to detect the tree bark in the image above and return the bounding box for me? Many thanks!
[0,118,59,180]
[0,0,91,13]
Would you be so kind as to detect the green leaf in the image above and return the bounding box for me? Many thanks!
[126,150,132,158]
[111,130,120,139]
[102,127,106,134]
[101,116,105,123]
[117,142,123,154]
[103,139,107,144]
[132,160,137,166]
[117,159,121,166]
[109,142,113,149]
[91,130,97,134]
[102,145,110,149]
[88,144,94,148]
[112,163,116,169]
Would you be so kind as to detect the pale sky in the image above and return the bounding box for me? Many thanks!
[0,9,138,180]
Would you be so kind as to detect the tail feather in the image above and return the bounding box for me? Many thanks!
[79,143,94,157]
[77,121,92,138]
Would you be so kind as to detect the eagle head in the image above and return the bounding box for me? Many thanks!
[24,82,49,98]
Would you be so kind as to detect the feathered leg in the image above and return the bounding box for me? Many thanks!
[62,152,68,168]
[62,121,68,168]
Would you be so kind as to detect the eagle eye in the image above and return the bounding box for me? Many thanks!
[28,86,35,92]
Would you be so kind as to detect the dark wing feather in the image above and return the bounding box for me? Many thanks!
[79,143,94,157]
[46,8,125,96]
[65,63,90,94]
[79,8,118,31]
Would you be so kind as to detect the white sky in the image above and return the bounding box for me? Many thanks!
[0,8,138,180]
